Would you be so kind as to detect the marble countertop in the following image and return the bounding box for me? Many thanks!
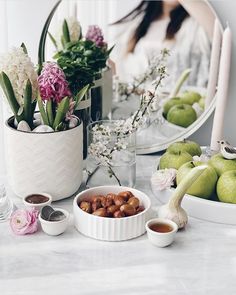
[1,155,236,295]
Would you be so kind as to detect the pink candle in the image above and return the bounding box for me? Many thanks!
[210,25,232,151]
[205,19,222,109]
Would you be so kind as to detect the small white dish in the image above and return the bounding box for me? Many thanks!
[39,208,69,236]
[73,185,151,241]
[23,193,52,211]
[146,218,178,247]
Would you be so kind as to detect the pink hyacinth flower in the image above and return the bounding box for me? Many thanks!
[10,208,39,235]
[85,25,106,48]
[38,62,71,103]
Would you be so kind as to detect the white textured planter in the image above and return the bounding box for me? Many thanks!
[4,117,83,201]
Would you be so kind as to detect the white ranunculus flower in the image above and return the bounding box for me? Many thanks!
[0,47,38,105]
[151,168,177,191]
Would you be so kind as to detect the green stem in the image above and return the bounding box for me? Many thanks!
[46,100,54,127]
[170,68,191,98]
[169,165,207,209]
[62,19,71,44]
[108,165,122,186]
[37,93,49,125]
[86,164,122,187]
[85,166,100,186]
[53,96,69,129]
[23,80,33,127]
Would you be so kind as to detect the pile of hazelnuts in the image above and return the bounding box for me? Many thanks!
[78,191,145,218]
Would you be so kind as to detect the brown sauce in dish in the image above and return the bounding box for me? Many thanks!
[149,223,173,233]
[25,194,49,204]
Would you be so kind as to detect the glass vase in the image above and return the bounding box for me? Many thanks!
[0,181,13,222]
[86,120,136,188]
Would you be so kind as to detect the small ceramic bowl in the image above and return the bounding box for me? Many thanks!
[73,185,151,241]
[146,218,178,247]
[23,193,52,211]
[39,208,69,236]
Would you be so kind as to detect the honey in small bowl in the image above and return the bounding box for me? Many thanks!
[149,222,173,233]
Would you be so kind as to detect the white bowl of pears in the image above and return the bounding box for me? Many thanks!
[152,139,236,225]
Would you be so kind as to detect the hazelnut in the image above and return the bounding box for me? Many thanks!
[101,195,114,208]
[79,201,91,213]
[136,206,145,214]
[128,197,140,209]
[120,204,136,216]
[92,208,107,217]
[107,205,120,216]
[91,198,102,212]
[113,210,125,218]
[106,193,117,200]
[90,195,102,202]
[113,195,126,206]
[118,191,134,201]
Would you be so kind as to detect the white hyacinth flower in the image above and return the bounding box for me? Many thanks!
[56,17,81,49]
[0,47,38,105]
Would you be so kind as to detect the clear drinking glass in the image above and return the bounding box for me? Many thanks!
[0,182,13,222]
[86,120,136,188]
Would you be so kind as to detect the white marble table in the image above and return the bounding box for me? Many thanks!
[1,155,236,295]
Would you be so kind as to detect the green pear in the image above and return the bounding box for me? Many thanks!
[217,170,236,203]
[159,151,192,170]
[177,161,218,199]
[209,153,236,176]
[180,91,201,105]
[163,97,183,117]
[167,139,202,156]
[167,104,197,128]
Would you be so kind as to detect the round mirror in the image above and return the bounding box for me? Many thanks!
[47,0,223,154]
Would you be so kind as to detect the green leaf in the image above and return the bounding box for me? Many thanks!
[32,99,37,115]
[62,19,71,44]
[55,122,66,131]
[107,44,115,56]
[48,31,58,50]
[38,0,61,74]
[37,93,49,126]
[17,105,24,117]
[46,100,54,127]
[23,79,33,127]
[170,68,192,98]
[0,71,23,121]
[21,43,28,54]
[53,96,70,129]
[75,84,90,109]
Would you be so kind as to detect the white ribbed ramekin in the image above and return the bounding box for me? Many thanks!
[73,186,151,241]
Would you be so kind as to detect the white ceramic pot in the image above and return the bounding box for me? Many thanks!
[4,117,83,201]
[73,186,151,241]
[39,208,70,236]
[145,218,178,248]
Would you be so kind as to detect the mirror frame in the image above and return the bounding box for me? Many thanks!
[134,0,224,154]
